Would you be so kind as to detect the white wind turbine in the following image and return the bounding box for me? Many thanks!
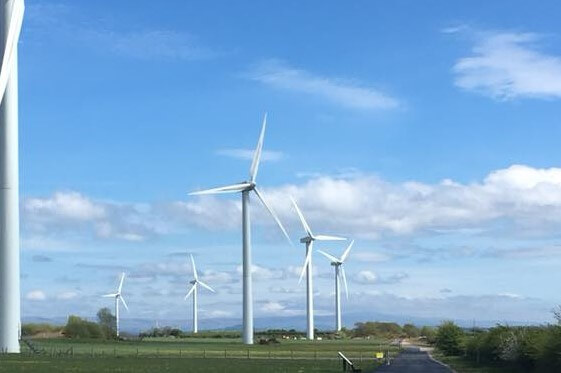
[0,0,25,353]
[185,254,215,333]
[291,197,346,340]
[318,240,354,332]
[102,273,129,338]
[189,114,291,344]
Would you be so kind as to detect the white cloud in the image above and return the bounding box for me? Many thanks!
[355,270,377,284]
[56,291,78,300]
[23,192,164,243]
[25,192,105,221]
[26,290,47,301]
[247,59,399,110]
[452,31,561,100]
[235,264,284,280]
[261,301,285,313]
[216,148,284,162]
[353,251,391,263]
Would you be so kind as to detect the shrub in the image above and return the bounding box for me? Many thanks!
[436,321,464,356]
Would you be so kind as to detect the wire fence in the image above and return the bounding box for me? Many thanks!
[14,339,397,362]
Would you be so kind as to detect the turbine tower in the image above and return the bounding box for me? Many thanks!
[185,254,215,333]
[318,240,354,332]
[189,114,291,345]
[102,273,129,338]
[0,0,24,353]
[291,197,346,340]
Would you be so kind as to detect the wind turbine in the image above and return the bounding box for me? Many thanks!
[185,254,215,333]
[318,240,354,332]
[102,273,129,338]
[0,0,24,353]
[189,114,291,344]
[291,197,346,340]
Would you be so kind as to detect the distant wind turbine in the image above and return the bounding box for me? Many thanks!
[185,254,215,333]
[0,0,25,353]
[318,240,354,332]
[189,114,291,344]
[291,197,346,340]
[102,273,129,338]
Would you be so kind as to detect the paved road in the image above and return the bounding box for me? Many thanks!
[376,347,453,373]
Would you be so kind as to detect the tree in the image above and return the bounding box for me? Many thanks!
[403,324,420,338]
[63,315,103,339]
[436,321,464,355]
[97,307,116,339]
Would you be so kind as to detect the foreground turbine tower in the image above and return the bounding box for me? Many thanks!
[291,197,346,340]
[0,0,24,353]
[185,254,215,333]
[189,114,291,345]
[102,273,129,338]
[318,240,354,332]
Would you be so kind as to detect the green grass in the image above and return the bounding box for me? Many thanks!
[0,356,372,373]
[2,337,391,372]
[431,351,527,373]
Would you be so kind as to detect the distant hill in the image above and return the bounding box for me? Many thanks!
[23,311,542,335]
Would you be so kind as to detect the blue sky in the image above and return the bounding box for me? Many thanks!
[18,0,561,327]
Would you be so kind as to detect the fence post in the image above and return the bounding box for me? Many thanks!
[247,349,250,359]
[360,351,363,363]
[291,350,293,359]
[136,348,139,358]
[315,350,317,360]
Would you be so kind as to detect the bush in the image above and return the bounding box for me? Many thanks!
[63,316,104,339]
[436,321,464,356]
[21,323,62,337]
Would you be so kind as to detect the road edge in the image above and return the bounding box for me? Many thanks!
[427,351,458,373]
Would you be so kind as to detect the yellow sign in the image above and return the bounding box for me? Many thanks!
[375,352,384,359]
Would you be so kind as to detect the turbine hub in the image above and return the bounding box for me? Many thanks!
[300,236,312,244]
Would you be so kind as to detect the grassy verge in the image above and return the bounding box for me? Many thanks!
[431,351,527,373]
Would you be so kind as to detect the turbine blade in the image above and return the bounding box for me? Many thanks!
[249,113,267,183]
[253,187,292,245]
[198,280,215,293]
[340,240,355,262]
[341,266,349,300]
[102,293,118,298]
[0,0,24,105]
[120,296,129,311]
[189,183,251,196]
[290,196,313,238]
[313,235,346,241]
[184,284,196,300]
[298,241,313,284]
[317,249,339,263]
[190,254,198,280]
[118,272,125,293]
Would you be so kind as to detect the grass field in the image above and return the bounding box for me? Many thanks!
[0,337,395,372]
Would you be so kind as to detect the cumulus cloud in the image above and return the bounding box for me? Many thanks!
[246,59,399,110]
[355,270,377,284]
[452,31,561,100]
[26,290,46,301]
[23,192,164,243]
[22,164,561,252]
[354,271,408,285]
